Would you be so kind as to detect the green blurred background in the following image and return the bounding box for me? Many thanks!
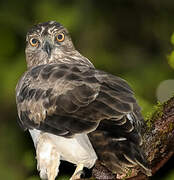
[0,0,174,179]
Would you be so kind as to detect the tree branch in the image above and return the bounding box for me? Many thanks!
[91,97,174,180]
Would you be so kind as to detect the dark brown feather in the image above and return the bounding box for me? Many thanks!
[16,62,150,175]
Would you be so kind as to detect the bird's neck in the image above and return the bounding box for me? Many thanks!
[50,50,94,68]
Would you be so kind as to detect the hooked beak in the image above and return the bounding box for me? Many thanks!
[43,41,52,57]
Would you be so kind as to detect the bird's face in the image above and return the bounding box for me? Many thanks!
[25,21,75,68]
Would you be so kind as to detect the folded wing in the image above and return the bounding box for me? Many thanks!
[16,63,150,175]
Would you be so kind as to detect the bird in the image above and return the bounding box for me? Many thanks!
[16,21,151,180]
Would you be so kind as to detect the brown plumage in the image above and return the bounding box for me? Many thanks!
[16,21,151,180]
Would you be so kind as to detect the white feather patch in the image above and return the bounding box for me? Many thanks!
[29,129,97,170]
[127,113,134,124]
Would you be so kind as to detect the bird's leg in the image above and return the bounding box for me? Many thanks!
[36,134,60,180]
[70,163,84,180]
[47,151,60,180]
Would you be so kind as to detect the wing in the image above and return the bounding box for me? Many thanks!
[16,63,137,137]
[16,63,151,175]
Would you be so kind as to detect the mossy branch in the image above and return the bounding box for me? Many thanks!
[90,97,174,180]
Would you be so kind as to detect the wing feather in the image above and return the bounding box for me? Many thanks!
[16,63,140,136]
[16,63,151,175]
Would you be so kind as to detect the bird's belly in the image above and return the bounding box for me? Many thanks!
[29,129,97,168]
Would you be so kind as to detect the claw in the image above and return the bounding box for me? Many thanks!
[70,164,84,180]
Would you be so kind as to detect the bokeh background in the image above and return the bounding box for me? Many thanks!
[0,0,174,179]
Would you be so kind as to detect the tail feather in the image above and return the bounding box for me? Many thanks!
[89,125,151,176]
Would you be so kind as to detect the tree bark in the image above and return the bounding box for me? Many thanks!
[90,97,174,180]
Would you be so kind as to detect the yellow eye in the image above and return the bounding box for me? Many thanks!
[29,38,39,47]
[56,33,65,42]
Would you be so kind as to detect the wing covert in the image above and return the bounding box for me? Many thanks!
[16,63,141,137]
[16,63,100,136]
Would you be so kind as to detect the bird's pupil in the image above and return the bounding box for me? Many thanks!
[32,38,37,44]
[58,34,63,40]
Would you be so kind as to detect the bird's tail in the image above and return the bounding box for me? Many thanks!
[89,121,152,177]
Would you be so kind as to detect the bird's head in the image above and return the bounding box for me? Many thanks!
[25,21,77,68]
